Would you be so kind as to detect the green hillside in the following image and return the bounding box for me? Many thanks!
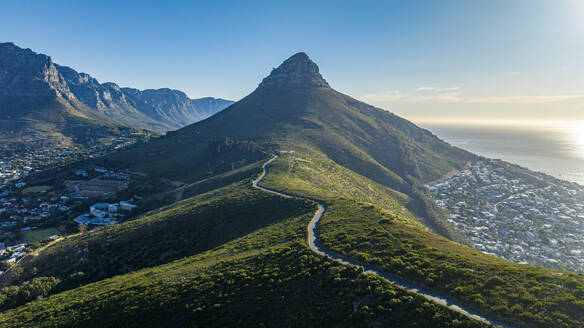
[0,246,488,328]
[103,52,474,239]
[1,52,583,328]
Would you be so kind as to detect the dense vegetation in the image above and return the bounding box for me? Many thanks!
[0,181,314,294]
[103,135,267,183]
[0,244,488,328]
[0,172,487,327]
[0,277,61,311]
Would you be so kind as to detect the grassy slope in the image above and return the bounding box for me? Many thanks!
[264,150,462,239]
[0,175,487,328]
[260,151,584,328]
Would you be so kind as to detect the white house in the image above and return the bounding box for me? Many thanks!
[108,203,120,213]
[90,203,110,217]
[119,201,137,211]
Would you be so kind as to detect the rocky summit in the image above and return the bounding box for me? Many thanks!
[258,52,330,90]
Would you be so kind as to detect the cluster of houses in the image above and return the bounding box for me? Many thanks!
[429,160,584,273]
[0,134,148,273]
[0,147,96,186]
[0,133,146,186]
[0,164,139,269]
[76,167,131,182]
[0,189,72,231]
[74,200,137,226]
[0,242,28,266]
[2,197,70,217]
[0,158,31,185]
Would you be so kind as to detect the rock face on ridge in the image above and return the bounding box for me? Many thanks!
[0,42,78,113]
[258,52,330,90]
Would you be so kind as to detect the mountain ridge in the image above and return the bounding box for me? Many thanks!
[0,42,234,137]
[53,62,234,132]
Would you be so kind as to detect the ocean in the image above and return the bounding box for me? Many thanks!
[419,121,584,186]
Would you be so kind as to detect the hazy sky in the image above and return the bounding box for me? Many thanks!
[1,0,582,123]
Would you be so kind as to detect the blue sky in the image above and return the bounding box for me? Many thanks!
[1,0,583,122]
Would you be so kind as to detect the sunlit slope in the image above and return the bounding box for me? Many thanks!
[260,151,584,328]
[261,150,461,239]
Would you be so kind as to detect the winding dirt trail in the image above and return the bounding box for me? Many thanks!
[253,155,513,328]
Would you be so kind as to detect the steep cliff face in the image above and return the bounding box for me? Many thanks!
[56,65,125,113]
[0,43,78,116]
[55,65,168,131]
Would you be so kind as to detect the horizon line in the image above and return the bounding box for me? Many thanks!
[406,117,584,127]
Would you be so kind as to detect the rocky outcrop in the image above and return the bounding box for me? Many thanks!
[258,52,330,90]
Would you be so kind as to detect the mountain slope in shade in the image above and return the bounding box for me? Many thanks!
[118,87,233,131]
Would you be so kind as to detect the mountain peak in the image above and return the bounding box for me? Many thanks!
[258,52,330,90]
